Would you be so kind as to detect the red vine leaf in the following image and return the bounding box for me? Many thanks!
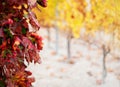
[29,11,40,30]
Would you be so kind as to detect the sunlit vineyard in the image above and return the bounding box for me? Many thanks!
[27,0,120,87]
[0,0,119,87]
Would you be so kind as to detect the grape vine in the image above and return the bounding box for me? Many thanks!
[0,0,46,86]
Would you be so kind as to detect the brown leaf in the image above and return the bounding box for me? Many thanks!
[46,65,51,69]
[87,71,93,76]
[96,79,102,85]
[50,72,55,77]
[68,59,75,64]
[117,75,120,80]
[107,68,114,73]
[60,68,66,72]
[50,51,56,55]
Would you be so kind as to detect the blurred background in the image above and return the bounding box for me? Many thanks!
[27,0,120,87]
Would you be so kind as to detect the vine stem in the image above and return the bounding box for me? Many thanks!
[102,45,110,83]
[67,30,72,59]
[55,27,59,54]
[47,29,51,48]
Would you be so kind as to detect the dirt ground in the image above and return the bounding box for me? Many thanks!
[27,28,120,87]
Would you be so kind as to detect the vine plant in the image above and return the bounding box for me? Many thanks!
[0,0,46,87]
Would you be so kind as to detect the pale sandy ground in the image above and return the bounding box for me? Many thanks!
[27,28,120,87]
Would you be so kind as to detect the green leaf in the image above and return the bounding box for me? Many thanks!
[14,18,19,22]
[22,28,27,34]
[2,49,12,58]
[0,80,5,87]
[4,28,13,39]
[18,45,24,50]
[28,37,36,44]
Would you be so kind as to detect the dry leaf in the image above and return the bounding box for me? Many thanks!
[60,68,66,72]
[57,56,67,62]
[117,75,120,80]
[86,55,91,61]
[96,79,102,85]
[46,65,51,69]
[87,71,93,76]
[68,59,75,64]
[50,72,55,77]
[51,51,56,55]
[107,68,114,73]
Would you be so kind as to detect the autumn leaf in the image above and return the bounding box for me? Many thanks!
[0,0,44,86]
[37,0,47,7]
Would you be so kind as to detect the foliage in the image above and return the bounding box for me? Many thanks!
[35,0,120,39]
[34,0,87,38]
[33,0,59,28]
[0,0,46,86]
[57,0,87,38]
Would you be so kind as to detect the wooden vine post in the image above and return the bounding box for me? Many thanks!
[102,45,110,83]
[67,29,72,59]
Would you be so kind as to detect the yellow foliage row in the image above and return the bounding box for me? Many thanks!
[33,0,120,39]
